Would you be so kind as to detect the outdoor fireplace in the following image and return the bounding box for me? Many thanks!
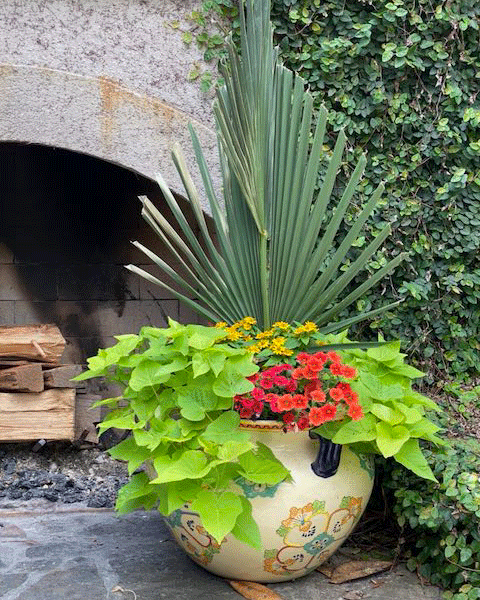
[0,0,215,443]
[0,142,196,367]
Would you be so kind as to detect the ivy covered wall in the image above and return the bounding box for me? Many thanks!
[198,0,480,380]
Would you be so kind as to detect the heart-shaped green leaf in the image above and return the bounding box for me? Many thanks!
[191,490,243,543]
[375,422,410,457]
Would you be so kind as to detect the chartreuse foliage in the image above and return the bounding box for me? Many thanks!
[74,320,446,545]
[127,0,404,331]
[191,0,480,378]
[386,438,480,600]
[312,332,446,481]
[74,320,290,547]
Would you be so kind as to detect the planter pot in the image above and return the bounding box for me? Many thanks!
[163,421,374,583]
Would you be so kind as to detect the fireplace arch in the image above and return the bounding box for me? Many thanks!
[0,142,199,365]
[0,65,219,213]
[0,0,217,365]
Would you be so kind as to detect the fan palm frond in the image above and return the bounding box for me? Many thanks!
[126,0,404,331]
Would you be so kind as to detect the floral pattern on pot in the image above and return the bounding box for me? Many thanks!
[263,496,363,577]
[235,477,281,498]
[162,430,374,582]
[167,506,221,567]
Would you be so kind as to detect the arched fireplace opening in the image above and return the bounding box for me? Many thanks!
[0,142,196,367]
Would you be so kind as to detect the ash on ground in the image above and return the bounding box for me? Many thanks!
[0,440,129,511]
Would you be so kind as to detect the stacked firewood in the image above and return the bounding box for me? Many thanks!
[0,324,100,443]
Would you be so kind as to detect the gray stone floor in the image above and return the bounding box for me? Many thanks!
[0,509,443,600]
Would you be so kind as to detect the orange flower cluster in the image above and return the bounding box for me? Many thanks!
[234,351,363,431]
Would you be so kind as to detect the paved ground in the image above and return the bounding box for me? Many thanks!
[0,508,443,600]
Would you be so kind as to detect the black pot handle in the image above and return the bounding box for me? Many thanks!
[309,431,342,478]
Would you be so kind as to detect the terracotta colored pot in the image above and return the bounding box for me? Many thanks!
[164,421,374,582]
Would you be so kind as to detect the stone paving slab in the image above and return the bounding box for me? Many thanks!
[0,509,443,600]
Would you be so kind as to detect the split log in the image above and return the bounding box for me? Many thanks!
[0,389,75,441]
[0,364,44,393]
[0,325,65,364]
[0,360,29,367]
[43,365,83,389]
[0,360,53,368]
[75,394,101,443]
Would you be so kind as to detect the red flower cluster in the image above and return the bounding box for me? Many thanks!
[234,351,363,431]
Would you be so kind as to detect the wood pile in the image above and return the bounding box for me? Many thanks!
[0,324,100,443]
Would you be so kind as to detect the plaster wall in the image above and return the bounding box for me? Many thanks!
[0,0,220,208]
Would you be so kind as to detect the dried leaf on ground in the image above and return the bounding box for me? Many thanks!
[317,561,336,578]
[228,580,284,600]
[318,559,393,584]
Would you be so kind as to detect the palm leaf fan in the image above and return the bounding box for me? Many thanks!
[126,0,404,331]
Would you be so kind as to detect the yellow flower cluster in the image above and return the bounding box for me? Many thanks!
[293,321,318,335]
[241,316,257,328]
[214,317,318,357]
[255,329,274,339]
[246,340,268,353]
[269,336,293,357]
[271,321,291,331]
[225,329,242,341]
[214,317,257,342]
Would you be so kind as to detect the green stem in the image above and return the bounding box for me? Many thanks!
[259,229,270,329]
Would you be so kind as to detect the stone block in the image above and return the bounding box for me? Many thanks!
[13,301,54,325]
[62,337,107,364]
[94,299,178,333]
[0,265,22,301]
[11,231,122,265]
[0,242,14,264]
[0,264,56,301]
[15,265,58,301]
[59,297,179,362]
[57,265,140,301]
[0,301,15,324]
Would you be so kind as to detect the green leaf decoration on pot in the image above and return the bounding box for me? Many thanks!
[303,533,335,555]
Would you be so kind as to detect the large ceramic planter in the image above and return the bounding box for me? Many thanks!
[164,421,374,583]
